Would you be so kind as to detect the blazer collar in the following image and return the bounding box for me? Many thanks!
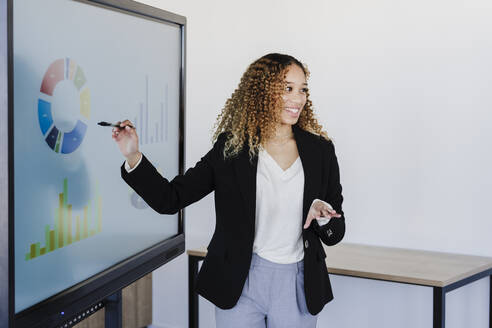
[232,124,322,228]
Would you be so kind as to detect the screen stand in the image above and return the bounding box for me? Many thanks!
[105,290,122,328]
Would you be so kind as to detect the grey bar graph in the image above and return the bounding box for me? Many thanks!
[135,75,168,145]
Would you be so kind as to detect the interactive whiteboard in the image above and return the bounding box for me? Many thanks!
[13,0,183,315]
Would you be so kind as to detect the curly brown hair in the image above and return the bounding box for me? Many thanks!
[211,53,330,162]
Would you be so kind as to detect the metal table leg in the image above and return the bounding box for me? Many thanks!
[433,287,445,328]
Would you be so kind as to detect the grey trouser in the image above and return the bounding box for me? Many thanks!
[215,252,318,328]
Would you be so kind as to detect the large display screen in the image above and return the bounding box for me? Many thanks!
[13,0,182,313]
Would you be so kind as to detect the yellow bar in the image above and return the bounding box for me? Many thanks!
[90,229,96,236]
[83,206,88,239]
[49,230,55,251]
[58,193,64,248]
[67,205,72,244]
[75,216,80,241]
[97,196,102,233]
[30,244,36,259]
[40,247,46,255]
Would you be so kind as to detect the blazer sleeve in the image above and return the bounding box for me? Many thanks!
[312,139,346,246]
[120,133,228,214]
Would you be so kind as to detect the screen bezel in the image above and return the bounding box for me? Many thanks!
[1,1,187,327]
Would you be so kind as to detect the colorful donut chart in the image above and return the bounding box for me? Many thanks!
[38,58,90,154]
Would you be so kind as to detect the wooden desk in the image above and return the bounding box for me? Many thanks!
[187,243,492,328]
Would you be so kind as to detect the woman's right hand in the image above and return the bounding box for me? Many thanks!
[111,119,141,167]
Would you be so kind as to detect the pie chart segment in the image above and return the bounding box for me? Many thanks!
[40,59,64,96]
[73,66,87,91]
[61,120,87,154]
[37,99,53,135]
[45,126,61,152]
[80,88,90,119]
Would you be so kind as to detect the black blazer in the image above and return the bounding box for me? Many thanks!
[121,123,345,315]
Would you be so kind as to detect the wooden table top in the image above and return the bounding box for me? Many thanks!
[187,243,492,287]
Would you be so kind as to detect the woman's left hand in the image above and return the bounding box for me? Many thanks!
[304,200,342,229]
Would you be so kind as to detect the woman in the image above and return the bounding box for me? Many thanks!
[113,53,345,328]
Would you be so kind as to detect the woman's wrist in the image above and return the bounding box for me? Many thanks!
[126,151,142,169]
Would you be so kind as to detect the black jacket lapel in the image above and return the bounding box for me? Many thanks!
[232,141,258,228]
[292,124,322,227]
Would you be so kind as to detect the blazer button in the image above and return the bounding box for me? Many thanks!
[304,240,309,248]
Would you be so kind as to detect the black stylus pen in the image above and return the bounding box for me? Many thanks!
[98,121,136,129]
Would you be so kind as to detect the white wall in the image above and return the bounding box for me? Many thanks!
[138,0,492,327]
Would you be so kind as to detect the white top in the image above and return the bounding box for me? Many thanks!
[252,147,330,264]
[125,148,333,264]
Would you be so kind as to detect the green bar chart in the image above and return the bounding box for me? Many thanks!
[25,178,102,261]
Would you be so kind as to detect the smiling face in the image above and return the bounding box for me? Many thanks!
[279,64,308,126]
